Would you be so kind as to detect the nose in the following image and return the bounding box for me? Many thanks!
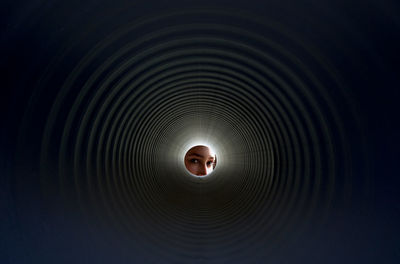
[197,164,207,176]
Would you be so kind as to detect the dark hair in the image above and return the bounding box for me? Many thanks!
[213,155,217,169]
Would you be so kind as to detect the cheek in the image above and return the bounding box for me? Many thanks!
[185,162,198,172]
[187,163,196,170]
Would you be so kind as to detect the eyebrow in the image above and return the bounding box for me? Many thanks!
[187,153,215,160]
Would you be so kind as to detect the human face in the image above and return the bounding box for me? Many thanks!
[184,145,216,176]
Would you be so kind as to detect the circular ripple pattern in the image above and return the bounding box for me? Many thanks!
[38,9,364,262]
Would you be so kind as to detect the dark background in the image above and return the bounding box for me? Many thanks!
[1,0,399,263]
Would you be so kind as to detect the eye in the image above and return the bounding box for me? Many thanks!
[190,159,199,164]
[206,161,213,167]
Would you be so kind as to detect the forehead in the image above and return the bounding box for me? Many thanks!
[186,146,215,158]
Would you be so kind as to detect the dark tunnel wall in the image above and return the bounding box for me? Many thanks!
[1,0,399,263]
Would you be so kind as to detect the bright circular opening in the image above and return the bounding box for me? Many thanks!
[184,145,217,176]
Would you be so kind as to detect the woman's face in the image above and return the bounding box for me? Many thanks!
[184,145,216,176]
